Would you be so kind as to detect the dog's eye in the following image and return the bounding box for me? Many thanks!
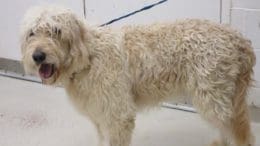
[53,27,61,35]
[29,31,35,37]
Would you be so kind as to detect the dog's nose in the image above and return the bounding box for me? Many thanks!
[32,50,46,64]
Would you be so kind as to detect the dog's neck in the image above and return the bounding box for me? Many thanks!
[60,26,119,87]
[69,64,91,81]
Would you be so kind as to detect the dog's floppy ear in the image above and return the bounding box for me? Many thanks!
[74,16,87,42]
[67,13,88,54]
[65,13,90,72]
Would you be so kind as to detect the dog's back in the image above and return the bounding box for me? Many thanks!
[123,19,256,108]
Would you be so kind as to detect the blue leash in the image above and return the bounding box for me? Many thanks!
[99,0,168,27]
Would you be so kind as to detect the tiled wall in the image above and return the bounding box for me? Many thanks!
[85,0,221,26]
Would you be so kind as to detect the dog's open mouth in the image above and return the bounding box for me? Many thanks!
[39,64,55,79]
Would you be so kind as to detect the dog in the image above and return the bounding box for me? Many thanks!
[20,6,256,146]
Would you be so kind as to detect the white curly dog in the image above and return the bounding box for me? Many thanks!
[20,6,256,146]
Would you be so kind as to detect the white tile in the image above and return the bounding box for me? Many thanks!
[233,0,260,9]
[249,87,260,107]
[231,9,247,33]
[249,49,260,106]
[244,11,260,49]
[231,9,260,49]
[254,50,260,84]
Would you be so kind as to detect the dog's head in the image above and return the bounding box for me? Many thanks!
[20,6,89,85]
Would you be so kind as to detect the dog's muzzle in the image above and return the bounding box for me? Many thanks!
[32,49,57,81]
[32,49,46,64]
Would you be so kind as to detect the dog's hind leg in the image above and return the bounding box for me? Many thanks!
[193,76,254,146]
[193,88,233,146]
[204,95,254,146]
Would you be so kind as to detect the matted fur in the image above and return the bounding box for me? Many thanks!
[20,6,256,146]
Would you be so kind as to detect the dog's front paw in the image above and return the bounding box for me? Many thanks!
[209,140,229,146]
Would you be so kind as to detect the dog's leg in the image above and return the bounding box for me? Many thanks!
[90,105,135,146]
[193,91,232,146]
[106,115,135,146]
[94,90,136,146]
[94,122,105,146]
[205,100,254,146]
[193,85,254,146]
[209,135,230,146]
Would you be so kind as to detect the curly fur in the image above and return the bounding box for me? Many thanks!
[20,6,256,146]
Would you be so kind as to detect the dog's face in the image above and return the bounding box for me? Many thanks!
[20,6,87,84]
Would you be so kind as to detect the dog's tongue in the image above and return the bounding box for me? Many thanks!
[39,64,53,79]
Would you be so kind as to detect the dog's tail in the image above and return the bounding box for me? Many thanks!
[238,38,256,85]
[230,39,256,145]
[234,38,256,103]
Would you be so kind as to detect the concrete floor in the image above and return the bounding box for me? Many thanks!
[0,76,259,146]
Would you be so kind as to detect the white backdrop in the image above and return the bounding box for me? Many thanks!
[0,0,84,60]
